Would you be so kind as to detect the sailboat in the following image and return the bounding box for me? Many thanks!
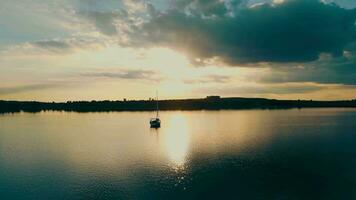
[150,92,161,128]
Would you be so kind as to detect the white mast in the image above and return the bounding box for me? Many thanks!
[156,91,159,118]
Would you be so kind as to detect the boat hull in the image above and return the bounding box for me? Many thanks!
[150,118,161,128]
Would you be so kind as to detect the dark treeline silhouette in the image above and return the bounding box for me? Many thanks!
[1,96,356,113]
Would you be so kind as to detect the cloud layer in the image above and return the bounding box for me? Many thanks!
[83,69,161,82]
[119,0,356,66]
[0,84,59,95]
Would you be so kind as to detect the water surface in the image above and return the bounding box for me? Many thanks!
[1,109,356,199]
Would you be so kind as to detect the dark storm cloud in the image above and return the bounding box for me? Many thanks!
[122,0,356,65]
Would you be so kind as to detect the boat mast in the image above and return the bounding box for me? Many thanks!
[156,91,159,118]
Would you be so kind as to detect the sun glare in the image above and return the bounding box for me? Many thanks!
[144,47,192,79]
[161,114,190,168]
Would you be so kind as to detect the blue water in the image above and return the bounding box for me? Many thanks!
[0,109,356,199]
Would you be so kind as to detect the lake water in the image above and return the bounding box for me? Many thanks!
[1,109,356,199]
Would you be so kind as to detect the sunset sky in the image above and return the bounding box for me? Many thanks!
[1,0,356,101]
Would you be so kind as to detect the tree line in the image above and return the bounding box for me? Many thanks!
[1,97,356,113]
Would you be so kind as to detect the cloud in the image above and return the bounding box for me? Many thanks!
[258,49,356,85]
[73,0,155,38]
[83,69,162,82]
[31,40,72,51]
[81,11,122,36]
[196,82,326,95]
[173,0,230,17]
[0,84,59,95]
[183,75,231,84]
[119,0,356,66]
[16,37,106,54]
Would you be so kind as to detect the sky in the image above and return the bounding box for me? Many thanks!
[1,0,356,101]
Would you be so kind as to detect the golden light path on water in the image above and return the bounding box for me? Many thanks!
[160,114,190,170]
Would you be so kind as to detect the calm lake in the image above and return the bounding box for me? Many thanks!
[1,109,356,199]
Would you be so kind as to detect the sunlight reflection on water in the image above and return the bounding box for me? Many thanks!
[161,114,190,168]
[1,109,356,199]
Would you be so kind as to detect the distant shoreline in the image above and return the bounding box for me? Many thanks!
[1,96,356,113]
